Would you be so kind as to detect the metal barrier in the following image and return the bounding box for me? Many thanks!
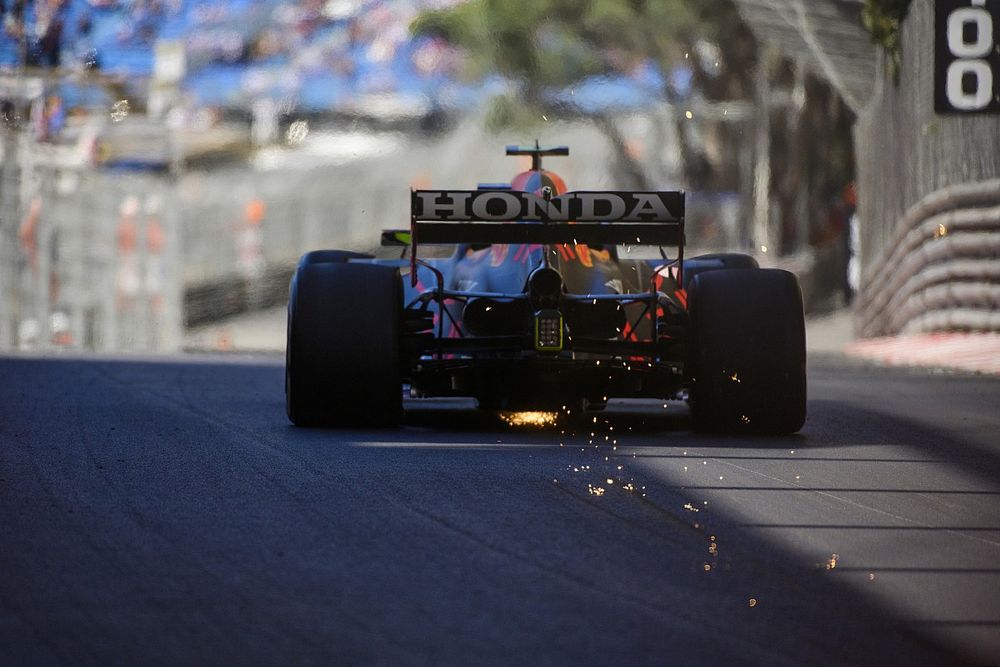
[857,180,1000,336]
[2,109,771,353]
[854,0,1000,337]
[0,140,185,352]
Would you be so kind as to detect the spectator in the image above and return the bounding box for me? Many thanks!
[21,0,67,68]
[1,99,18,128]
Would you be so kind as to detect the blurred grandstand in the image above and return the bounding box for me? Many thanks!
[0,0,675,124]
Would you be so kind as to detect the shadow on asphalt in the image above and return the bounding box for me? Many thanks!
[2,355,987,664]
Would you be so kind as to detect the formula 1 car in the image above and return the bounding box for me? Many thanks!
[286,144,806,433]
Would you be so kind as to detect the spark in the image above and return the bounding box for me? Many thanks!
[749,598,757,608]
[286,119,309,144]
[110,99,130,122]
[499,411,558,428]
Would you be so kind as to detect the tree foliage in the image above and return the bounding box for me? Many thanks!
[412,0,755,117]
[861,0,912,77]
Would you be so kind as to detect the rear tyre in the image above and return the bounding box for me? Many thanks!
[286,262,402,426]
[688,268,806,434]
[297,249,374,268]
[682,252,758,290]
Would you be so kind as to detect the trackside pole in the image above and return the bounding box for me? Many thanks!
[410,188,418,288]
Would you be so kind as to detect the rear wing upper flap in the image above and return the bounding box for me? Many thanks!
[411,189,684,224]
[387,188,686,286]
[399,189,685,245]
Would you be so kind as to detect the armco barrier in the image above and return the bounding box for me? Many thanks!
[857,180,1000,337]
[183,263,295,327]
[853,0,1000,338]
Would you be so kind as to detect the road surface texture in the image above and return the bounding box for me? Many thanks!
[2,353,999,665]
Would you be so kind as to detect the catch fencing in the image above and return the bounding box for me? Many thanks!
[0,114,655,353]
[0,134,379,352]
[0,136,185,352]
[2,106,775,353]
[853,0,1000,336]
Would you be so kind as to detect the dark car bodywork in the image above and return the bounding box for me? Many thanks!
[379,145,691,411]
[286,144,806,432]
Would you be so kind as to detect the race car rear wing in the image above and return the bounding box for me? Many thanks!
[384,188,685,286]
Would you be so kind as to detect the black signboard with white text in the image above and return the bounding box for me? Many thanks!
[936,0,1000,113]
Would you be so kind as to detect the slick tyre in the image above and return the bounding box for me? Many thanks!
[297,249,374,267]
[286,262,402,426]
[688,268,806,434]
[682,253,759,290]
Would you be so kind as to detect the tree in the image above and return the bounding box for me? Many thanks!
[411,0,757,189]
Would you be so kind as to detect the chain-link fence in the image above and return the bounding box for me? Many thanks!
[0,133,183,352]
[854,0,1000,335]
[3,109,708,353]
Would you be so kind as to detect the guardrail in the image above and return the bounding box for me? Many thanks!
[857,179,1000,337]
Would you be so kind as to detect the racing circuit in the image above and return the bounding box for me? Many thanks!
[3,1,1000,662]
[2,350,999,664]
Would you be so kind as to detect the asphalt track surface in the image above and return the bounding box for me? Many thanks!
[2,353,999,665]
